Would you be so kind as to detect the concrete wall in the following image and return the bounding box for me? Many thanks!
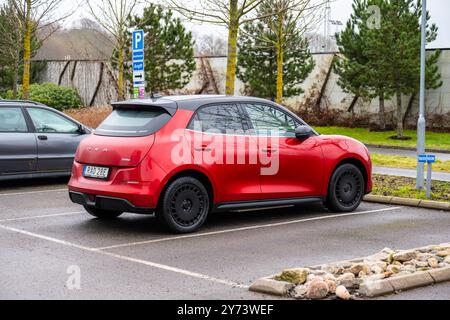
[36,49,450,127]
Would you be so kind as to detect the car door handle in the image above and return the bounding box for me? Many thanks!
[194,146,212,152]
[37,135,48,141]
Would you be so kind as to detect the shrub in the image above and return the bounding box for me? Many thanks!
[64,106,112,129]
[7,83,83,111]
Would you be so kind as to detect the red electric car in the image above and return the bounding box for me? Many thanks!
[68,95,372,233]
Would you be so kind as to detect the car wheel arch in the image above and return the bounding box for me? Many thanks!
[326,157,369,195]
[157,168,215,209]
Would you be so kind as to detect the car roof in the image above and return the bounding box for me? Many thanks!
[112,95,277,114]
[0,99,46,107]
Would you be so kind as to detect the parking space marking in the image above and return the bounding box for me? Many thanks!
[0,211,83,223]
[94,206,402,251]
[0,188,67,197]
[0,223,248,289]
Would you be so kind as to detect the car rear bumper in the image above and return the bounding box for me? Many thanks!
[69,191,154,214]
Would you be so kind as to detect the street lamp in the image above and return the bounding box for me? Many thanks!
[416,0,427,190]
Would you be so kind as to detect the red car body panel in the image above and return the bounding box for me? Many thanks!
[68,96,372,212]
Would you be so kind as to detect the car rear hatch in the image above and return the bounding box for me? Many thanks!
[75,98,177,167]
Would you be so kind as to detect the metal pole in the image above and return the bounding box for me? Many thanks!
[426,163,432,199]
[416,0,427,189]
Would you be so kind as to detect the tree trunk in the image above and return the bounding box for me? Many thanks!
[117,44,124,100]
[379,94,386,131]
[396,90,403,138]
[225,0,238,95]
[275,11,284,104]
[22,0,32,100]
[12,50,20,99]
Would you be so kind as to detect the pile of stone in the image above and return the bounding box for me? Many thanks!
[269,244,450,300]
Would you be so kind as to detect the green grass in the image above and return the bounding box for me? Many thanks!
[371,154,450,173]
[372,174,450,202]
[314,126,450,151]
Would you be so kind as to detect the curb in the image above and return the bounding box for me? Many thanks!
[361,267,450,297]
[364,194,450,211]
[249,243,450,299]
[365,144,450,155]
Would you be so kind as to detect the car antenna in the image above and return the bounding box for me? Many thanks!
[150,92,163,99]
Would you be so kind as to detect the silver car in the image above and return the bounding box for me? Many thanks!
[0,100,91,181]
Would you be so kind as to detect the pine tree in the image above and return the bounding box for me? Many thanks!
[237,0,315,101]
[335,0,442,136]
[114,4,196,95]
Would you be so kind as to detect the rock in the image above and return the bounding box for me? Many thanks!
[444,256,450,264]
[321,265,338,274]
[436,250,450,257]
[386,265,400,274]
[428,257,439,268]
[399,264,416,273]
[393,250,416,263]
[306,279,329,300]
[292,285,307,299]
[346,263,370,276]
[335,285,351,300]
[275,268,309,285]
[307,274,318,282]
[412,259,429,268]
[365,248,394,262]
[337,273,356,288]
[392,261,402,266]
[325,279,337,293]
[371,265,384,274]
[417,253,434,262]
[322,273,336,282]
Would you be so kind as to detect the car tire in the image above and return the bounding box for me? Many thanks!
[157,176,210,233]
[326,164,364,212]
[84,206,123,219]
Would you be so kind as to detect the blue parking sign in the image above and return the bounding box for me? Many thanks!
[133,61,144,71]
[132,30,144,51]
[418,154,436,163]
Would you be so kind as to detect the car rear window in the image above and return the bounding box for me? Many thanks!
[95,108,171,137]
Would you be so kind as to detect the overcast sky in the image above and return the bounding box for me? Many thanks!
[59,0,450,49]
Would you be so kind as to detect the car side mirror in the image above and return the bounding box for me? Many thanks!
[77,124,87,134]
[295,125,313,139]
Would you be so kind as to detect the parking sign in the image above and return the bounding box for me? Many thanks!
[132,30,145,98]
[132,30,144,52]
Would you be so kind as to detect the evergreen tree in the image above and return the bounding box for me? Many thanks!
[335,0,442,136]
[237,0,315,101]
[116,4,196,95]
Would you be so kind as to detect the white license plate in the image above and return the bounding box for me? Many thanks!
[83,165,109,179]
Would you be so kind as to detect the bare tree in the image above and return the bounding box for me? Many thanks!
[194,33,228,56]
[169,0,268,95]
[10,0,78,99]
[86,0,141,100]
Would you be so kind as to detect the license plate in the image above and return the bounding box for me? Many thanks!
[83,165,109,179]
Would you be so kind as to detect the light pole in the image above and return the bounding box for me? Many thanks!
[416,0,427,190]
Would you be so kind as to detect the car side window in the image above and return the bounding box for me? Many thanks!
[0,107,28,132]
[189,104,245,134]
[243,103,298,137]
[27,108,79,134]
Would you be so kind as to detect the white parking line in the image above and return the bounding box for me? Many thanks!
[0,188,67,197]
[0,211,82,223]
[94,206,402,251]
[0,223,248,289]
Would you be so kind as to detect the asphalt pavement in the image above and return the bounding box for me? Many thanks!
[0,178,449,300]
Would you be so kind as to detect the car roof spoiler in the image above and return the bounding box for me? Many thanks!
[111,98,178,116]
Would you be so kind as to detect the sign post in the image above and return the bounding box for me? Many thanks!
[418,154,436,198]
[132,30,145,99]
